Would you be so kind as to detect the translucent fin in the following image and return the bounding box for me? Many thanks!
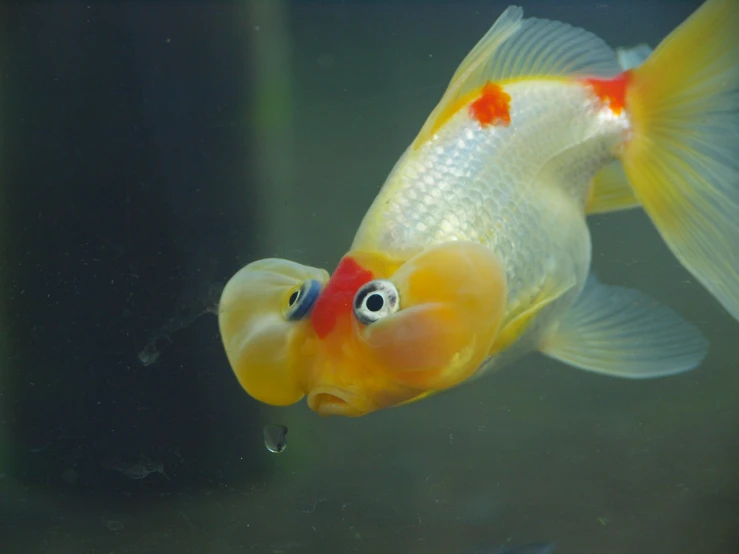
[586,160,640,215]
[621,0,739,322]
[540,275,708,378]
[491,273,576,354]
[395,390,437,408]
[413,5,621,146]
[616,43,653,70]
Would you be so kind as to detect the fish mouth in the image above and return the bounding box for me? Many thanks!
[307,387,368,417]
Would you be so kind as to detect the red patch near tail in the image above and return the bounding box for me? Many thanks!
[311,256,373,338]
[469,83,511,127]
[582,71,632,115]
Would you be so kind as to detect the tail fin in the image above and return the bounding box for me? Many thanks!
[621,0,739,321]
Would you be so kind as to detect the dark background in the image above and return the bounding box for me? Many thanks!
[0,1,267,494]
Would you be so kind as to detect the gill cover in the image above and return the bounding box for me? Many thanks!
[218,258,329,406]
[355,241,508,392]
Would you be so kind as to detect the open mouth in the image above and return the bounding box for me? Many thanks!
[307,388,366,417]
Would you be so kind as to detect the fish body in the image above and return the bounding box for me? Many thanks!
[352,77,628,375]
[218,0,739,417]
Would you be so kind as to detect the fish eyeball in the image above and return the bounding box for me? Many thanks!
[283,278,322,321]
[353,279,400,324]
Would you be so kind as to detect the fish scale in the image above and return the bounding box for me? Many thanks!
[353,79,629,355]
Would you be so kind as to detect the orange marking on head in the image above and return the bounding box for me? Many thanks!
[582,71,632,115]
[311,256,373,339]
[469,82,511,127]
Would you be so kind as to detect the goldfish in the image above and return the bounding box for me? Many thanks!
[218,0,738,417]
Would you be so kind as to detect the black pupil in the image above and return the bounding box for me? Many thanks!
[288,290,300,306]
[365,292,384,312]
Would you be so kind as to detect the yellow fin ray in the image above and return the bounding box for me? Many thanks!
[413,5,621,147]
[540,275,708,378]
[586,160,640,215]
[622,0,739,321]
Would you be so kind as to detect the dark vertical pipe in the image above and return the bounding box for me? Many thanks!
[0,0,270,495]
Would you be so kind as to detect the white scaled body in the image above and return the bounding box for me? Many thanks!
[353,79,631,370]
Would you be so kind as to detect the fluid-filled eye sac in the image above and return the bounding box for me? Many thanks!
[353,279,400,324]
[354,241,508,391]
[218,258,329,406]
[284,279,322,321]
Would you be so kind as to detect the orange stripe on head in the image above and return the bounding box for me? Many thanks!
[311,256,373,338]
[581,71,632,115]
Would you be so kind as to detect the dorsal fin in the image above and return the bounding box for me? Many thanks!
[616,43,653,71]
[413,5,621,148]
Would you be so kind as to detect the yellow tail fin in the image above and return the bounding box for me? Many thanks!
[622,0,739,321]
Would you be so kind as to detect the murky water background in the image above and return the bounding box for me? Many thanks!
[1,1,737,553]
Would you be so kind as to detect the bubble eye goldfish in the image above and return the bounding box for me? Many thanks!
[219,0,738,417]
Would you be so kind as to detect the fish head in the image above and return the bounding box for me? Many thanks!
[218,241,507,416]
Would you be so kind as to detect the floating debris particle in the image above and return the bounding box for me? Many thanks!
[104,519,125,531]
[103,454,169,480]
[263,424,288,453]
[135,259,223,367]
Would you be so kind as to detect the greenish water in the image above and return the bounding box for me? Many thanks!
[2,1,737,553]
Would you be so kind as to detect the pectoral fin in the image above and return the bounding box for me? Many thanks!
[491,274,577,354]
[539,275,708,378]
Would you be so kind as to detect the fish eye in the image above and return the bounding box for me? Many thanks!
[283,279,322,321]
[353,279,400,325]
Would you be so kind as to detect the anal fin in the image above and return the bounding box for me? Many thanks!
[586,160,640,215]
[539,275,708,378]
